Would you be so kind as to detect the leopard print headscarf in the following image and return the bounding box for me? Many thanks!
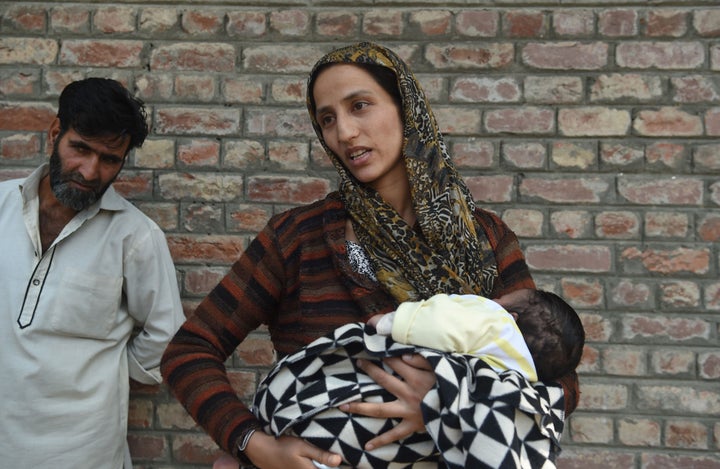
[307,42,498,303]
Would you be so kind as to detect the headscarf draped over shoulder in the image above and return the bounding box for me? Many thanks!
[307,42,498,303]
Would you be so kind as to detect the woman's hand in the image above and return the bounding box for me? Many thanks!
[244,431,342,469]
[339,354,436,450]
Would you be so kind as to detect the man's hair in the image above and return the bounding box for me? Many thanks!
[57,77,148,153]
[513,290,585,382]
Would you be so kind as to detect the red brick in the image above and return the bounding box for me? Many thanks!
[1,133,41,160]
[135,73,174,101]
[590,73,662,101]
[128,399,153,429]
[167,235,245,264]
[699,352,720,379]
[426,43,514,69]
[525,245,612,273]
[672,75,719,103]
[646,10,687,37]
[595,211,639,239]
[94,6,136,33]
[557,449,636,469]
[183,203,224,233]
[0,38,58,65]
[315,11,359,37]
[156,401,198,430]
[650,349,695,376]
[553,10,594,36]
[138,7,177,33]
[501,209,543,237]
[270,9,310,37]
[245,108,313,136]
[247,175,330,204]
[638,385,720,414]
[486,107,554,134]
[227,204,272,233]
[618,176,703,205]
[610,280,653,308]
[520,177,610,203]
[569,415,613,443]
[60,40,143,67]
[623,315,710,341]
[598,9,638,36]
[171,433,221,464]
[135,202,178,231]
[705,107,720,135]
[158,173,243,202]
[525,76,583,103]
[223,77,264,104]
[177,139,220,167]
[603,346,646,376]
[580,313,612,342]
[465,175,514,203]
[451,140,495,169]
[559,107,631,136]
[155,107,240,136]
[522,42,607,69]
[600,142,644,167]
[645,141,687,168]
[698,214,720,242]
[409,10,451,36]
[174,75,216,101]
[618,418,662,446]
[50,6,90,33]
[579,383,629,410]
[0,70,38,96]
[223,140,265,169]
[503,142,546,168]
[183,267,227,296]
[151,43,235,72]
[616,42,704,69]
[227,11,267,37]
[693,9,720,37]
[552,142,596,169]
[695,143,720,171]
[433,107,482,134]
[455,10,498,37]
[4,5,47,32]
[362,10,403,36]
[550,210,592,238]
[0,102,55,131]
[113,171,154,199]
[561,278,603,307]
[236,336,275,366]
[268,141,309,170]
[503,11,547,38]
[665,420,709,449]
[644,212,688,238]
[451,77,520,103]
[127,434,167,461]
[642,453,720,468]
[181,10,224,35]
[622,246,710,275]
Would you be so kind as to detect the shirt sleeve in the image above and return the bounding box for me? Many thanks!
[123,225,185,384]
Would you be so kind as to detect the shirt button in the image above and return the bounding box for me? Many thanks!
[32,279,40,286]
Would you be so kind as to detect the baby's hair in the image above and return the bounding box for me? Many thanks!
[512,290,585,382]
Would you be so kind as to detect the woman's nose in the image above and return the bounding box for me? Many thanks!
[336,115,359,142]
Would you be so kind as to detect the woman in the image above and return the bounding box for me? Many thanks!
[161,42,579,469]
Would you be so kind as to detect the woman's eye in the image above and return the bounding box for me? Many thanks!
[353,101,369,111]
[319,115,334,127]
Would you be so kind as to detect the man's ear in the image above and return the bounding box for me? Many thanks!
[47,117,61,150]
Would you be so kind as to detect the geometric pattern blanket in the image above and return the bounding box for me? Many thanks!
[252,323,566,469]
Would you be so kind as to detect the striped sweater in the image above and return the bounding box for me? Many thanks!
[161,191,576,460]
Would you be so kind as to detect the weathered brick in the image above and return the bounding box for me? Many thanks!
[705,107,720,135]
[561,278,603,307]
[226,204,272,233]
[151,43,235,72]
[158,172,243,202]
[243,44,321,73]
[425,43,514,69]
[227,369,258,401]
[450,77,520,103]
[623,315,711,341]
[522,42,607,70]
[603,346,647,376]
[551,141,596,169]
[135,202,178,231]
[50,6,89,33]
[706,283,720,311]
[616,41,704,68]
[113,170,154,199]
[94,6,136,33]
[598,9,638,37]
[223,77,264,104]
[665,420,709,449]
[693,9,720,36]
[176,139,219,167]
[127,399,153,429]
[138,7,177,33]
[60,39,143,67]
[362,9,403,36]
[270,78,304,104]
[155,107,240,136]
[0,102,55,131]
[618,176,703,205]
[3,5,47,32]
[661,280,701,308]
[245,108,313,137]
[269,9,310,36]
[699,351,720,379]
[465,175,514,203]
[642,453,720,468]
[133,139,175,169]
[1,133,41,160]
[698,213,720,242]
[0,70,38,96]
[646,10,687,37]
[578,344,599,373]
[610,279,653,309]
[315,11,359,37]
[672,75,720,103]
[433,107,482,134]
[520,176,610,204]
[525,76,582,103]
[621,246,710,275]
[156,401,198,430]
[182,203,224,233]
[503,10,547,38]
[135,73,174,101]
[181,9,224,35]
[553,10,594,36]
[223,139,264,169]
[451,139,494,169]
[183,266,227,296]
[226,11,266,37]
[236,336,275,366]
[167,234,244,264]
[174,75,216,101]
[247,175,330,204]
[485,107,554,134]
[694,143,720,171]
[600,142,644,168]
[268,141,309,171]
[645,212,689,238]
[570,415,614,443]
[590,73,662,101]
[127,434,167,462]
[409,10,451,36]
[455,10,498,37]
[556,449,636,469]
[501,209,543,238]
[502,142,546,168]
[595,211,640,239]
[170,433,221,464]
[650,349,695,376]
[579,313,612,342]
[0,38,58,65]
[525,245,612,272]
[645,141,687,169]
[618,418,662,446]
[550,210,592,238]
[579,383,629,410]
[559,107,631,136]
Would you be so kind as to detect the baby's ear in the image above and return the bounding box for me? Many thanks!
[509,312,519,321]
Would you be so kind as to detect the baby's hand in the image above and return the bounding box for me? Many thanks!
[367,312,394,335]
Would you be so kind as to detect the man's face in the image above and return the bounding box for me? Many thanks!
[48,123,129,211]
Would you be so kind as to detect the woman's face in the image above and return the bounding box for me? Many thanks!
[312,64,405,193]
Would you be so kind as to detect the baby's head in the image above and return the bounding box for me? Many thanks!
[497,289,585,382]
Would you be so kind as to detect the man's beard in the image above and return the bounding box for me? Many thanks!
[48,145,114,211]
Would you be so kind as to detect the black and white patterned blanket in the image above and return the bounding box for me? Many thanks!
[252,323,565,469]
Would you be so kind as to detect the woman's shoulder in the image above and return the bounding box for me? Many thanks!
[267,191,344,232]
[472,206,509,235]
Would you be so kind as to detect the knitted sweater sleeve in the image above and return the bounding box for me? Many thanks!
[161,222,285,458]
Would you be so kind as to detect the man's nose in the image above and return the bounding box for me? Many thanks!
[77,154,100,181]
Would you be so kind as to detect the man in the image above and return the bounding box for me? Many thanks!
[0,78,184,468]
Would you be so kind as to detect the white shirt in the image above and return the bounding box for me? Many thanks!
[0,164,184,469]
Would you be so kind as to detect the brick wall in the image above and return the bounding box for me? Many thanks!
[1,1,719,468]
